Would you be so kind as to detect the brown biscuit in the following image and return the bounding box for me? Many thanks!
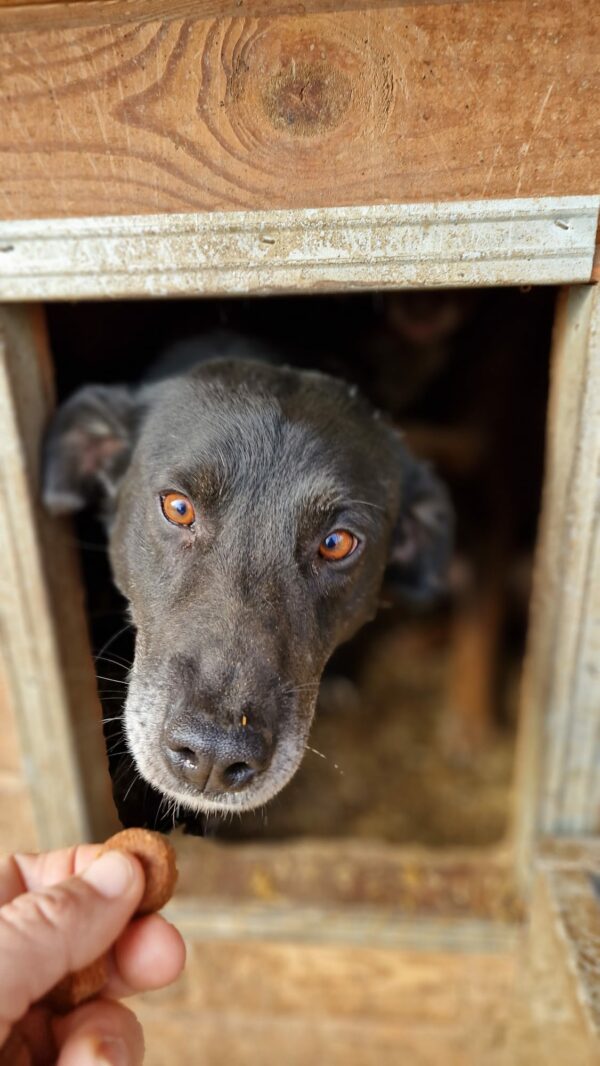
[44,829,177,1013]
[44,955,109,1013]
[0,1028,32,1066]
[98,828,178,915]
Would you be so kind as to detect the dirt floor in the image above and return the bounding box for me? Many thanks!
[206,614,516,848]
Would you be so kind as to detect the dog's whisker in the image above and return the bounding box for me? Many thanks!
[154,793,168,829]
[96,653,133,670]
[343,497,386,512]
[122,770,142,804]
[105,731,127,749]
[113,757,133,784]
[306,744,327,760]
[283,683,321,695]
[94,622,134,664]
[305,744,344,775]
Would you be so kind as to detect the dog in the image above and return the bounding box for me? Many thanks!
[43,332,453,817]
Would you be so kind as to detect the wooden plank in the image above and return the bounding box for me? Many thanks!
[0,197,597,300]
[0,777,39,853]
[144,937,518,1020]
[0,0,498,16]
[0,650,27,775]
[0,1,598,220]
[0,304,118,849]
[167,901,519,953]
[132,926,517,1065]
[514,286,600,877]
[506,845,600,1065]
[169,835,522,921]
[134,838,519,1064]
[134,1008,510,1066]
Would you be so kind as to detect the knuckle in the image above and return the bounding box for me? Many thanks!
[0,884,78,968]
[26,884,79,933]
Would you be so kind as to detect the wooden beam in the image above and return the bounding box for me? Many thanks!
[0,1,598,220]
[0,305,118,848]
[506,841,600,1065]
[168,835,522,920]
[131,834,520,1065]
[0,197,597,300]
[133,937,517,1066]
[0,0,473,19]
[514,285,600,877]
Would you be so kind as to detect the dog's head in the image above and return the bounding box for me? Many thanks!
[43,354,452,814]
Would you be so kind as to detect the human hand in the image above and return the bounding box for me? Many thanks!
[0,844,186,1064]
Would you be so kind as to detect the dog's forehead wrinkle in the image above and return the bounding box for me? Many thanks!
[145,363,388,468]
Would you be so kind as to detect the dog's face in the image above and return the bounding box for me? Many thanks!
[43,355,452,815]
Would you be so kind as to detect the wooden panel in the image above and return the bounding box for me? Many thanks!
[514,285,600,875]
[135,1010,508,1066]
[0,652,26,775]
[506,845,600,1065]
[0,0,498,15]
[0,304,118,848]
[132,937,516,1065]
[0,197,597,300]
[143,939,517,1021]
[0,777,39,853]
[0,1,598,221]
[170,836,522,921]
[0,0,481,15]
[134,838,518,1064]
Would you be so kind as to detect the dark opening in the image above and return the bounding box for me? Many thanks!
[47,286,554,847]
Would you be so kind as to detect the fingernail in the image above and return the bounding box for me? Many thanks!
[92,1037,129,1066]
[82,850,136,899]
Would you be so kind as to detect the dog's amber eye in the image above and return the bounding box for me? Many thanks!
[319,530,357,561]
[161,492,196,527]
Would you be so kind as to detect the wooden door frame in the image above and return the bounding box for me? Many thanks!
[0,196,598,877]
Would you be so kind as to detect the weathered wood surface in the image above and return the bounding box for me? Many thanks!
[0,656,40,853]
[169,835,522,922]
[0,0,598,220]
[137,836,519,1066]
[0,0,504,13]
[133,939,516,1066]
[0,305,117,849]
[506,842,600,1065]
[0,197,597,300]
[514,285,600,875]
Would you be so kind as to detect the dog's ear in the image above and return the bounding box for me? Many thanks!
[383,447,454,607]
[42,384,140,515]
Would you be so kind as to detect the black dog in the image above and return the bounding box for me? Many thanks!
[43,333,452,817]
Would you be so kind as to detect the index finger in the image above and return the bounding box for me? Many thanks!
[0,845,101,906]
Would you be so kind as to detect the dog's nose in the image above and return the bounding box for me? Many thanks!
[162,715,272,793]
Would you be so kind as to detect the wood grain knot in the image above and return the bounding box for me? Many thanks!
[263,61,352,136]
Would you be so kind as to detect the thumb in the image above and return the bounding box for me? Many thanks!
[0,850,144,1034]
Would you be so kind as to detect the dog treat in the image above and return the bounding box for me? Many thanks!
[45,829,177,1013]
[0,1029,32,1066]
[44,956,110,1014]
[97,828,178,915]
